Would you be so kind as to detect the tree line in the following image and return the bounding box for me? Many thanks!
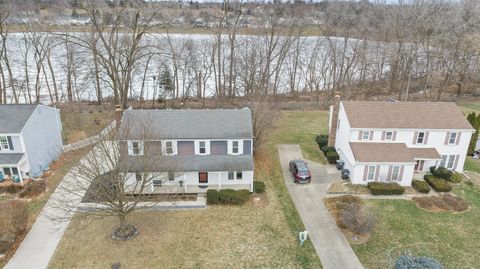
[0,0,479,108]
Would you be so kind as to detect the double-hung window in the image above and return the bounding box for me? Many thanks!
[232,141,239,154]
[236,172,243,180]
[417,132,425,144]
[129,141,144,156]
[447,155,456,169]
[168,172,175,181]
[197,141,208,155]
[391,165,400,181]
[228,171,235,180]
[439,155,447,168]
[367,165,376,181]
[135,173,143,182]
[448,132,457,145]
[165,141,174,155]
[362,131,370,140]
[385,131,393,141]
[0,136,9,150]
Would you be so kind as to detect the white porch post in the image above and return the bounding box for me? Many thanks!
[218,172,221,190]
[183,173,187,193]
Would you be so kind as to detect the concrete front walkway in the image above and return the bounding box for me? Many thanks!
[4,168,87,269]
[278,144,364,269]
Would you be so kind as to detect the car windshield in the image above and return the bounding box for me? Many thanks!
[298,170,310,176]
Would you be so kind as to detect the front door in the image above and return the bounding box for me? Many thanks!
[414,160,425,172]
[199,172,208,184]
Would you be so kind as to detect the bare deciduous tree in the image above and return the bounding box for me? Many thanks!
[51,117,179,240]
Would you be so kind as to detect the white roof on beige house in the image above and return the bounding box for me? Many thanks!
[342,101,474,130]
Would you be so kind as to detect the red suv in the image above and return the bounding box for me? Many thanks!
[289,160,312,183]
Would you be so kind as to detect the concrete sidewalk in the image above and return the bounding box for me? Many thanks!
[278,144,364,269]
[4,169,86,269]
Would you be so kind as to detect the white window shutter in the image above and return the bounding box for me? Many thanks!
[127,141,133,155]
[139,142,144,155]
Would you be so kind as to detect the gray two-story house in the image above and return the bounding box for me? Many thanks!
[0,104,63,182]
[118,108,254,193]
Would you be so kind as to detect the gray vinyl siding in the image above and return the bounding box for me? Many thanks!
[178,141,194,155]
[21,106,63,177]
[211,141,227,155]
[243,140,252,155]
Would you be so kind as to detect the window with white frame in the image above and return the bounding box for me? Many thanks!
[0,136,9,150]
[385,131,393,141]
[362,131,370,140]
[236,171,243,180]
[165,141,174,155]
[448,132,457,145]
[228,171,235,180]
[199,141,207,154]
[391,165,400,181]
[367,165,376,181]
[128,141,144,156]
[232,141,239,154]
[152,179,163,187]
[417,132,425,144]
[135,173,142,182]
[439,155,447,167]
[168,172,175,181]
[447,155,456,169]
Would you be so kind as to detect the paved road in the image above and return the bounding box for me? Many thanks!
[278,144,364,269]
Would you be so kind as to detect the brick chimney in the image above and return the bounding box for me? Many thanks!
[115,105,123,131]
[328,92,341,147]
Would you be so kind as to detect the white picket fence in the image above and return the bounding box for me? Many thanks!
[63,120,116,152]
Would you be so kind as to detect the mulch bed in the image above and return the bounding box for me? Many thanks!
[412,194,469,213]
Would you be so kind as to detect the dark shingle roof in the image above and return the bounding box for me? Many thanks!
[0,153,25,165]
[119,108,253,140]
[0,105,38,133]
[127,155,254,172]
[342,101,474,130]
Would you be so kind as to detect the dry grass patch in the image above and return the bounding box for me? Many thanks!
[51,198,305,269]
[412,194,469,213]
[60,103,115,144]
[324,195,375,244]
[328,181,370,195]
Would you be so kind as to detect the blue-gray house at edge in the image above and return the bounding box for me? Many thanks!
[0,104,63,181]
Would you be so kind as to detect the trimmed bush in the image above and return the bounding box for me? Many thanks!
[367,182,405,195]
[206,189,220,204]
[432,167,453,181]
[326,150,340,164]
[424,175,452,192]
[253,181,265,194]
[320,146,336,155]
[207,189,250,205]
[450,172,463,183]
[315,134,329,148]
[412,180,430,194]
[395,255,444,269]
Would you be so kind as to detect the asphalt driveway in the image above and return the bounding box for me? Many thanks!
[278,144,364,269]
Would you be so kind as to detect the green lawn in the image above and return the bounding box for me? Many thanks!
[464,157,480,174]
[271,110,329,164]
[352,182,480,269]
